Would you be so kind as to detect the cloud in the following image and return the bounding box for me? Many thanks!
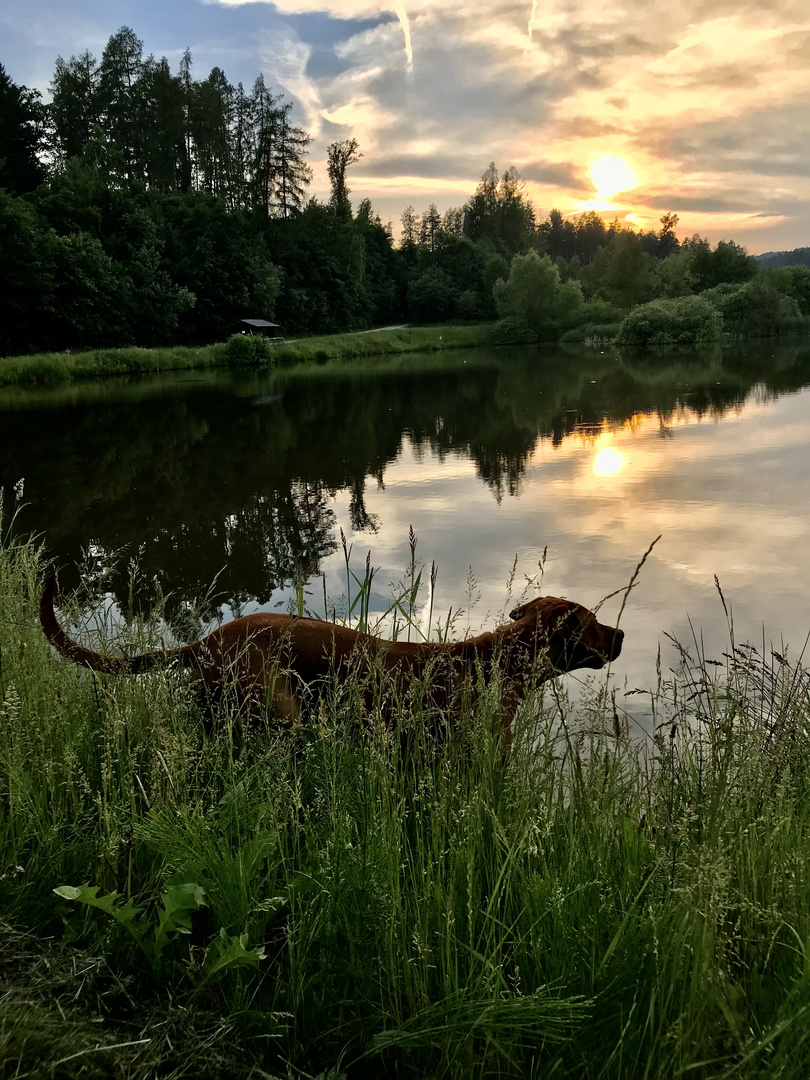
[260,27,323,130]
[8,0,810,250]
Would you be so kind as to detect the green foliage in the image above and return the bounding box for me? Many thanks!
[705,277,802,337]
[7,530,810,1076]
[584,232,655,309]
[558,322,623,343]
[225,333,276,367]
[55,881,265,982]
[760,265,810,315]
[493,250,583,340]
[408,265,459,322]
[653,246,699,297]
[491,316,536,344]
[616,295,722,346]
[691,238,757,290]
[0,63,47,194]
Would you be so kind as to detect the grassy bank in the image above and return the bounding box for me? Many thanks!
[4,521,810,1077]
[0,326,494,388]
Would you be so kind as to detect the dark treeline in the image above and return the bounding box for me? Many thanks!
[2,28,810,357]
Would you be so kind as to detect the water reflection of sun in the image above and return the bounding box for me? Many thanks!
[593,446,627,476]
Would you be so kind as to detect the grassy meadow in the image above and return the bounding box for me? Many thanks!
[3,503,810,1078]
[0,326,493,388]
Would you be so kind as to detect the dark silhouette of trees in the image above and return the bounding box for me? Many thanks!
[0,64,47,194]
[0,26,798,353]
[327,138,361,214]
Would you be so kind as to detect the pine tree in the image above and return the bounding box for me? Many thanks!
[50,52,100,163]
[0,65,47,193]
[97,26,145,181]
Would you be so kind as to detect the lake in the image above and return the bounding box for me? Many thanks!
[3,339,810,730]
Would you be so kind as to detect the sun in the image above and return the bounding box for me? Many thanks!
[593,447,627,477]
[589,155,640,199]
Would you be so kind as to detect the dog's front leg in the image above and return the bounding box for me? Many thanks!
[272,674,301,727]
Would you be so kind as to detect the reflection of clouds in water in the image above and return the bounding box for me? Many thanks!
[284,388,810,711]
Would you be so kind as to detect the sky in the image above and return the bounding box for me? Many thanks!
[2,0,809,254]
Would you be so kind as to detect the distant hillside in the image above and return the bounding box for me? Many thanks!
[756,247,810,268]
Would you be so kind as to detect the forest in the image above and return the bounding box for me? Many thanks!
[2,26,810,357]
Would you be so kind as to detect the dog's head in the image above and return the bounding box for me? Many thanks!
[505,596,624,675]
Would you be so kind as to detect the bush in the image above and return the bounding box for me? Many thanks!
[491,317,536,345]
[224,333,275,367]
[704,278,802,337]
[616,296,722,347]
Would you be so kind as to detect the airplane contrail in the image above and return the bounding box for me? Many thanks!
[527,0,538,41]
[393,0,414,77]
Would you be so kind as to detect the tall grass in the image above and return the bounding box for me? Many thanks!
[3,504,810,1077]
[0,326,494,388]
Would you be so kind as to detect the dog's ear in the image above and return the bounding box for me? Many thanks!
[509,597,540,621]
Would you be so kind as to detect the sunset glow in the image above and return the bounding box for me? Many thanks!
[3,0,809,252]
[589,156,641,199]
[593,447,628,477]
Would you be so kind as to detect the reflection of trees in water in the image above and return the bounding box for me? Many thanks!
[2,342,809,614]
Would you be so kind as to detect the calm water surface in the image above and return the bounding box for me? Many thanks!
[3,340,810,726]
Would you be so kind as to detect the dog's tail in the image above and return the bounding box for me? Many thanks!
[40,570,200,675]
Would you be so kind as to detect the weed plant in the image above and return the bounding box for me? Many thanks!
[3,496,810,1078]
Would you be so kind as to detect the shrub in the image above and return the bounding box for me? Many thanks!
[616,296,722,347]
[704,278,802,337]
[225,333,275,367]
[491,317,536,345]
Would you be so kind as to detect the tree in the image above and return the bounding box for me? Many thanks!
[691,238,756,291]
[419,203,441,251]
[97,26,145,181]
[654,246,697,298]
[188,65,234,199]
[464,163,535,255]
[658,212,680,258]
[704,278,800,337]
[327,138,361,214]
[408,266,457,322]
[0,190,55,354]
[585,232,655,309]
[574,211,608,264]
[137,55,187,193]
[50,52,100,163]
[493,250,583,339]
[249,74,281,213]
[442,206,464,238]
[400,205,418,246]
[538,208,576,261]
[0,64,47,193]
[273,103,312,218]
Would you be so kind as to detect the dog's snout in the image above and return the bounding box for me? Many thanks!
[608,627,624,659]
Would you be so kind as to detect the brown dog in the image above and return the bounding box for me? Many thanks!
[40,574,624,745]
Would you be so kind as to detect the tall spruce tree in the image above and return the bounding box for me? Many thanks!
[0,65,46,194]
